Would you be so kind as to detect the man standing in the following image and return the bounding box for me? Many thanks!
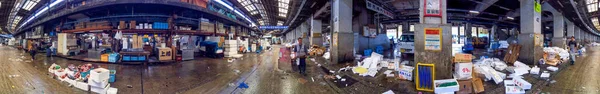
[293,38,308,75]
[568,36,577,65]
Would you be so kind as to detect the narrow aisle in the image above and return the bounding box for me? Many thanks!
[542,47,600,94]
[231,45,336,94]
[0,46,84,93]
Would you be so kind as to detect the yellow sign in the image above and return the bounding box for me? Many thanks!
[534,1,541,13]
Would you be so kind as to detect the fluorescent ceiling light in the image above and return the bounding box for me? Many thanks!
[468,10,480,14]
[22,0,38,11]
[506,16,514,20]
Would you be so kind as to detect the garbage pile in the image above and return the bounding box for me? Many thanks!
[308,45,326,56]
[452,53,537,94]
[543,47,570,66]
[348,52,408,79]
[48,63,117,94]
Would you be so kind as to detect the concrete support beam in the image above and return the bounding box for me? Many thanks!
[310,17,323,46]
[489,25,497,50]
[331,0,354,63]
[415,0,452,79]
[517,0,543,64]
[566,20,575,37]
[575,27,581,42]
[551,16,566,48]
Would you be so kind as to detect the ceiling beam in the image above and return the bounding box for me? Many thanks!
[469,0,510,11]
[474,0,499,12]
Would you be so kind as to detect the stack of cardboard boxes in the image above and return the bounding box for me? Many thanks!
[131,35,144,49]
[216,22,225,34]
[200,18,214,33]
[452,53,485,94]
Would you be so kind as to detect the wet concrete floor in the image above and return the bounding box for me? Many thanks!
[3,44,600,94]
[0,45,336,94]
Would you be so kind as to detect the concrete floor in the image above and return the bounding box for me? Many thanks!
[1,45,600,94]
[0,45,335,94]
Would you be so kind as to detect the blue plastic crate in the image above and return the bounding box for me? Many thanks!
[138,56,146,61]
[131,57,138,61]
[109,74,116,83]
[123,56,131,61]
[375,46,384,54]
[364,49,372,57]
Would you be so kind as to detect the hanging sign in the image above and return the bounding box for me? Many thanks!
[366,0,394,18]
[423,0,442,17]
[424,28,442,51]
[534,1,541,13]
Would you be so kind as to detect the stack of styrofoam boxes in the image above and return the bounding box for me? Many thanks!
[224,40,238,57]
[89,68,110,94]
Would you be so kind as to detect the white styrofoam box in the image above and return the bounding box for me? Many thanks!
[434,79,460,94]
[546,66,559,72]
[75,82,89,91]
[504,80,525,94]
[90,68,110,82]
[398,65,414,81]
[512,78,532,90]
[540,72,550,78]
[88,78,109,88]
[91,84,110,94]
[107,87,118,94]
[454,63,473,80]
[54,70,66,77]
[65,78,77,85]
[530,66,540,74]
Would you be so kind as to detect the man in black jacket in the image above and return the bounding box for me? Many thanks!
[568,36,577,65]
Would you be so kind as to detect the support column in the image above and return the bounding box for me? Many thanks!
[310,17,323,46]
[551,16,565,48]
[465,23,472,41]
[566,20,575,38]
[575,27,581,42]
[543,2,566,48]
[517,0,543,64]
[415,0,452,78]
[331,0,354,63]
[489,25,497,50]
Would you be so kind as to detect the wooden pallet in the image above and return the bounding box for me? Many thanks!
[503,44,521,65]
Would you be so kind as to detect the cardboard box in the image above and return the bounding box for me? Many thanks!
[119,21,126,29]
[159,48,173,60]
[472,78,485,93]
[90,68,110,83]
[455,63,473,80]
[454,53,473,63]
[130,21,136,29]
[457,80,473,94]
[91,84,110,94]
[75,82,89,91]
[434,79,460,94]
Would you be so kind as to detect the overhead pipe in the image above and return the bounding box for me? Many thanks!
[569,0,600,36]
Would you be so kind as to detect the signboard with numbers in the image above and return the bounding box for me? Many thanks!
[423,0,442,17]
[424,28,442,51]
